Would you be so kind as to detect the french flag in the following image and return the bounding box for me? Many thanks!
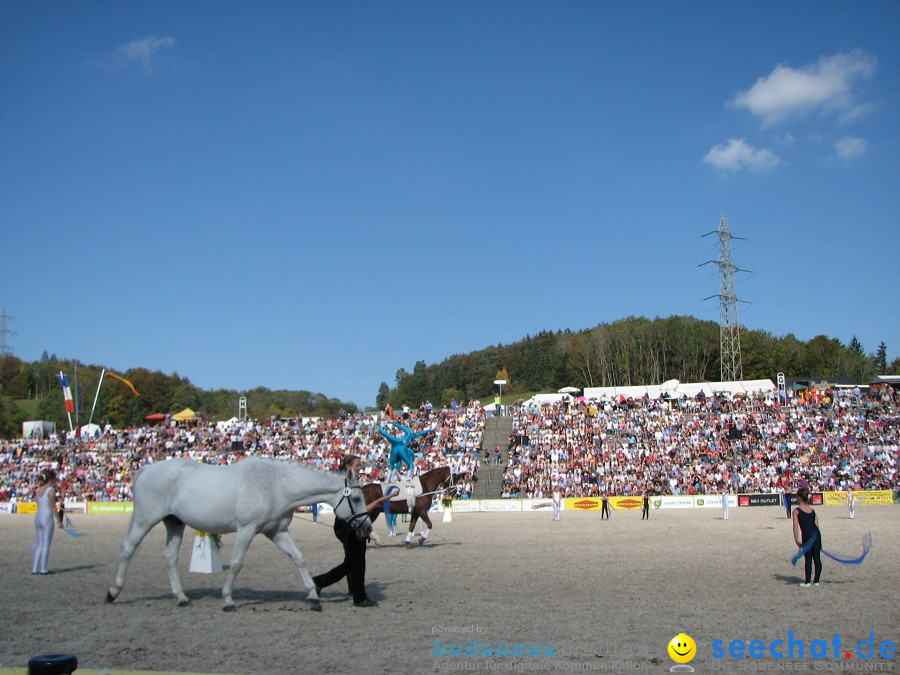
[57,372,75,414]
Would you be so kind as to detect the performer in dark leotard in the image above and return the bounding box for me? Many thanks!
[792,487,822,587]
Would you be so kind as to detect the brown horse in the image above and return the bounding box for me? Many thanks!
[362,466,454,549]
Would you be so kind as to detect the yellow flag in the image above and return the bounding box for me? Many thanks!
[107,371,140,396]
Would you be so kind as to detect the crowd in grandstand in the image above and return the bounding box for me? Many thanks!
[1,386,897,504]
[501,385,897,498]
[0,401,485,504]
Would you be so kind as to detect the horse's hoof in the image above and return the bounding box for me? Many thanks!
[309,600,322,612]
[404,542,413,549]
[177,598,192,608]
[105,591,116,604]
[222,604,236,612]
[417,538,426,546]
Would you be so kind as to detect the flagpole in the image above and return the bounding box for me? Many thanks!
[59,370,74,433]
[89,369,106,426]
[74,363,79,429]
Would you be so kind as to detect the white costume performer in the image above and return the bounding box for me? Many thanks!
[552,489,562,522]
[32,483,56,574]
[847,490,856,519]
[721,491,729,520]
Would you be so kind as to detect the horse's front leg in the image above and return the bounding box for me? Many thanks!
[404,511,419,549]
[267,529,322,612]
[162,516,190,606]
[106,515,157,603]
[221,525,257,611]
[417,509,434,546]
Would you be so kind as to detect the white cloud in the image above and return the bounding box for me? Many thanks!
[834,136,868,161]
[703,139,780,172]
[731,50,876,126]
[113,36,176,72]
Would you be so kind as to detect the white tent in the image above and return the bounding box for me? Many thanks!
[216,417,241,430]
[583,379,776,401]
[79,423,101,438]
[523,393,572,407]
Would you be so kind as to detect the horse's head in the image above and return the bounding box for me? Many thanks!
[334,468,373,539]
[431,465,460,496]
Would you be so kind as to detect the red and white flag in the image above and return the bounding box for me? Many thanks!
[57,371,75,414]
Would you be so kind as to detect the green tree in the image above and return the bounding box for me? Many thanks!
[375,382,390,409]
[887,357,900,376]
[0,397,24,439]
[874,342,887,374]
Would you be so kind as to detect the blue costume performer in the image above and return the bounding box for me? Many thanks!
[379,421,434,480]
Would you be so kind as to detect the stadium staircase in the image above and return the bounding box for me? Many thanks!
[479,415,514,499]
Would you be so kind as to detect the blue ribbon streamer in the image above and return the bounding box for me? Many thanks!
[792,532,871,566]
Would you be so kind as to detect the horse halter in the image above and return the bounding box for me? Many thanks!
[336,484,369,529]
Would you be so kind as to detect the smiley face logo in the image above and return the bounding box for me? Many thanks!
[667,633,696,664]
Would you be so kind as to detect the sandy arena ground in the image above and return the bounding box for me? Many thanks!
[1,505,897,674]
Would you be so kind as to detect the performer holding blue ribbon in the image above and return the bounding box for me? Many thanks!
[792,487,823,586]
[791,487,874,584]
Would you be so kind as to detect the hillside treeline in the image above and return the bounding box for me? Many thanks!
[1,315,894,439]
[380,315,893,409]
[0,353,357,438]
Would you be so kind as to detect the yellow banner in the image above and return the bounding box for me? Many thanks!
[824,490,893,506]
[858,490,893,505]
[611,496,644,510]
[824,491,848,506]
[17,502,37,514]
[565,497,602,511]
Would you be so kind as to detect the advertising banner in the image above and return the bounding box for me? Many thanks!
[787,493,824,506]
[522,499,560,512]
[694,495,722,508]
[610,496,643,511]
[737,494,782,507]
[442,500,481,513]
[651,495,694,509]
[692,495,739,509]
[87,502,134,515]
[480,499,522,512]
[63,501,87,513]
[0,503,12,514]
[824,491,848,507]
[18,502,38,514]
[857,490,893,505]
[566,497,602,511]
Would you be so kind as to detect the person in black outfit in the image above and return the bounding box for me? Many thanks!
[792,487,822,587]
[313,455,392,607]
[601,492,610,520]
[641,490,650,520]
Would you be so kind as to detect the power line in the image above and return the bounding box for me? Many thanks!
[0,307,15,356]
[699,215,749,381]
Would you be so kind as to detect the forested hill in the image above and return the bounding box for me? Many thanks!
[0,356,356,438]
[379,315,892,409]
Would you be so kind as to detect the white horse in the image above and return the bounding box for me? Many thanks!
[105,458,372,611]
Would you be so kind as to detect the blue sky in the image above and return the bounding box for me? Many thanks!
[2,1,898,407]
